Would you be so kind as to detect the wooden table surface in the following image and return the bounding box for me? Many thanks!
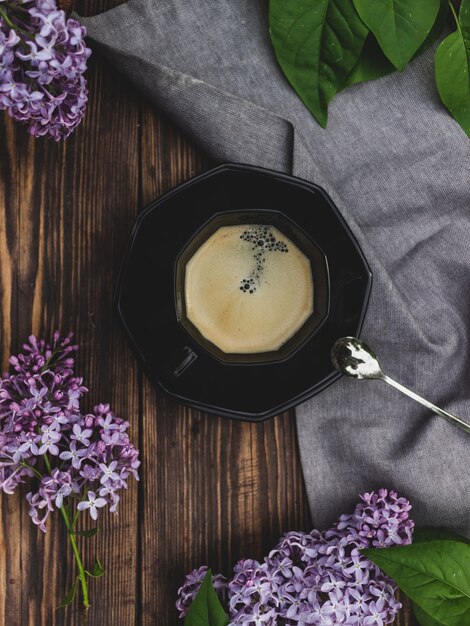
[0,1,417,624]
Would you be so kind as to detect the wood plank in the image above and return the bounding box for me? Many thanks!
[0,35,141,626]
[0,109,22,626]
[138,103,313,624]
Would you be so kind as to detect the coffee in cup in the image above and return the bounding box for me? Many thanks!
[175,210,329,365]
[184,224,314,354]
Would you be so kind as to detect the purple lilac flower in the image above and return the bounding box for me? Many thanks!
[77,490,107,521]
[0,333,140,531]
[0,0,91,139]
[177,489,414,625]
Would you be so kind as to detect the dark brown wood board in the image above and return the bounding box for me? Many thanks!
[0,1,418,623]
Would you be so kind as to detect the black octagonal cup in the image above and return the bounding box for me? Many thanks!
[115,163,372,421]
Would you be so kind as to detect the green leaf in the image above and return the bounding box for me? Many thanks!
[415,0,449,55]
[344,0,447,87]
[75,528,99,538]
[85,558,105,578]
[363,541,470,626]
[269,0,369,127]
[353,0,441,70]
[414,603,446,626]
[435,0,470,137]
[92,558,105,578]
[344,33,395,86]
[184,570,229,626]
[57,576,79,608]
[412,521,470,626]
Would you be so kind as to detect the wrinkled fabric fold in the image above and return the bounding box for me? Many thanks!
[80,0,470,532]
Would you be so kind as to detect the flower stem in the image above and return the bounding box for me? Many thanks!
[60,505,90,610]
[41,454,90,609]
[43,453,52,473]
[19,460,42,480]
[0,6,15,29]
[0,5,30,36]
[70,508,81,531]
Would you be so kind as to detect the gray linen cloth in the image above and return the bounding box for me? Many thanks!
[80,1,470,533]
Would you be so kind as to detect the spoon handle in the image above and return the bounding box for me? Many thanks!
[382,375,470,435]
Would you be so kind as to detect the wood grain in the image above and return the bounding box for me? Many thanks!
[0,1,418,624]
[0,25,141,625]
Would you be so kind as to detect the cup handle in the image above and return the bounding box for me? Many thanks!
[167,345,198,377]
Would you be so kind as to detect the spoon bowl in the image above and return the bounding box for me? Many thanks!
[331,337,384,380]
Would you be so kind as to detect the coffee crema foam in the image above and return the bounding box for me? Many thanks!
[184,224,314,354]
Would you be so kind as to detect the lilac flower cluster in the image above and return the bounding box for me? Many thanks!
[0,333,139,531]
[0,0,91,140]
[177,490,414,625]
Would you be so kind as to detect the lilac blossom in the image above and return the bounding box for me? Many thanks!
[177,489,414,625]
[0,0,91,139]
[0,333,140,531]
[77,490,107,521]
[0,332,140,609]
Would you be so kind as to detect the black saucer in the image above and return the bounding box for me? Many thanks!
[115,164,372,421]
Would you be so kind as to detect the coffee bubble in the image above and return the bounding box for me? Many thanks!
[238,226,289,294]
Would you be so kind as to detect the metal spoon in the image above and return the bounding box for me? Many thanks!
[331,336,470,435]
